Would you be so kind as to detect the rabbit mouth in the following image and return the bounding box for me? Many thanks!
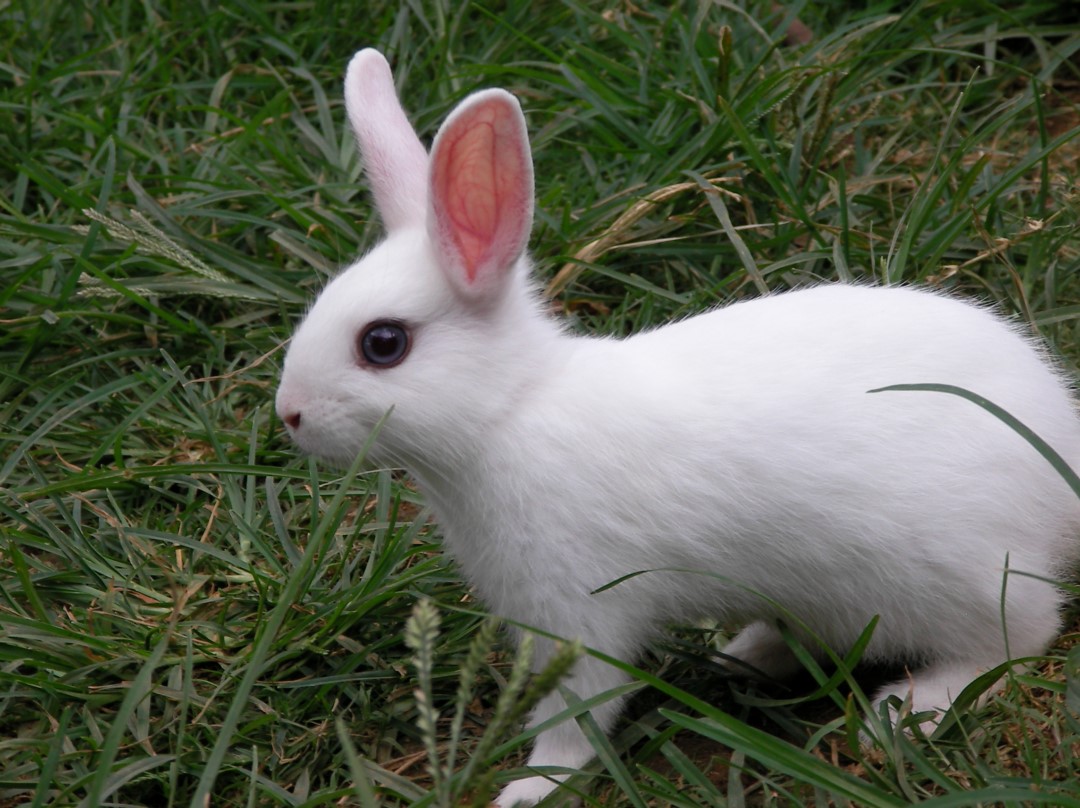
[282,415,370,468]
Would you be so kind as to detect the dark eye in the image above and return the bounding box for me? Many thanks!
[358,321,410,367]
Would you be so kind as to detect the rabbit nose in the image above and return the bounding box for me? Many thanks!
[275,385,304,430]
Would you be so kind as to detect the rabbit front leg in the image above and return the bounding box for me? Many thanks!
[721,620,807,680]
[496,651,634,808]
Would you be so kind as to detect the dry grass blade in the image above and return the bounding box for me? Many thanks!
[546,181,729,298]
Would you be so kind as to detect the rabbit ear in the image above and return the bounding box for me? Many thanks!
[428,89,534,302]
[344,49,428,231]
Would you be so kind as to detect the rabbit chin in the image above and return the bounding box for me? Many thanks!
[286,424,373,470]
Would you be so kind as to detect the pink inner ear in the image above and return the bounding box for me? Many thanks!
[432,101,526,283]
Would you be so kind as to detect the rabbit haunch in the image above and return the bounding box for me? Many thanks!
[276,48,1080,807]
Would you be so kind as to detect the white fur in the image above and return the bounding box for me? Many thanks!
[276,49,1080,808]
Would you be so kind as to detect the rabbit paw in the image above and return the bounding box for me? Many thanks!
[495,775,577,807]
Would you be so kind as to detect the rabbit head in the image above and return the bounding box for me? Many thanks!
[275,50,559,472]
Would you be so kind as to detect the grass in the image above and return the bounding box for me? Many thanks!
[2,0,1079,804]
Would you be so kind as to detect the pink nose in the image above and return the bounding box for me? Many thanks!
[283,411,301,429]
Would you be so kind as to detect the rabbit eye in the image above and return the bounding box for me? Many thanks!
[358,320,410,367]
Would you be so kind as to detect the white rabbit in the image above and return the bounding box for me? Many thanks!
[276,48,1080,807]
